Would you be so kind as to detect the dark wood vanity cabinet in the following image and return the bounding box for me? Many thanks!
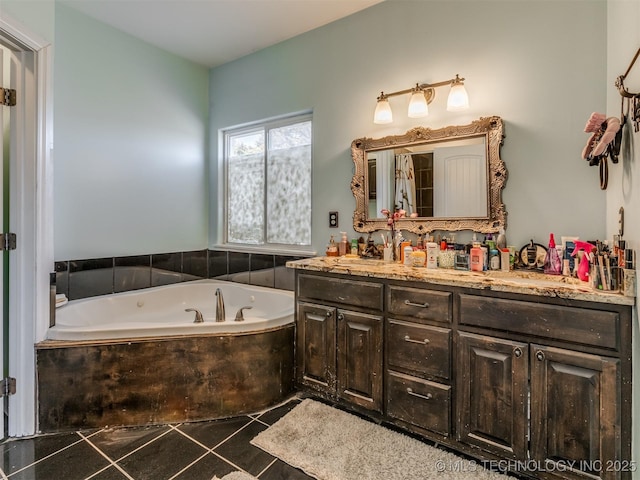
[458,294,629,480]
[293,269,633,480]
[385,285,454,438]
[296,274,384,412]
[457,332,529,460]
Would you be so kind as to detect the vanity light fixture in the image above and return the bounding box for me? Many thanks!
[373,74,469,124]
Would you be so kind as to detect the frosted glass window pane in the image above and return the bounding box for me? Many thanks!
[267,122,311,245]
[266,144,312,244]
[228,151,264,244]
[224,115,311,248]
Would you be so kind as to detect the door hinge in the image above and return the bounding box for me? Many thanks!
[0,233,16,251]
[0,378,16,397]
[0,87,16,107]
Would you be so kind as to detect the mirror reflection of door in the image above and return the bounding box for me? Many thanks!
[366,136,487,219]
[433,142,487,218]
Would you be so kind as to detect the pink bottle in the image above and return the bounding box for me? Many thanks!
[543,233,562,275]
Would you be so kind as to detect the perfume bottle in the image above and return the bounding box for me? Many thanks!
[543,233,562,275]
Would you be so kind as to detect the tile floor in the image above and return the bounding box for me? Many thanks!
[0,396,314,480]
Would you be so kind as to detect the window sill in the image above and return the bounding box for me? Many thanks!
[211,244,317,257]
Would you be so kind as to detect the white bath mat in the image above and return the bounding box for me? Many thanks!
[251,398,512,480]
[213,472,257,480]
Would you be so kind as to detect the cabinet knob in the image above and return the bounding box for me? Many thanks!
[326,311,332,318]
[406,387,432,401]
[337,313,344,321]
[514,347,522,358]
[536,350,545,362]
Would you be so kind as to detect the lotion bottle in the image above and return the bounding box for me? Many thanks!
[338,232,348,256]
[470,242,483,271]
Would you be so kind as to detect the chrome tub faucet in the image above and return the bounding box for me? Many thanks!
[215,288,225,322]
[235,306,253,322]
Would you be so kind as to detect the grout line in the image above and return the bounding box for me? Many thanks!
[256,458,278,478]
[169,420,259,477]
[108,426,174,464]
[78,431,135,480]
[166,451,211,480]
[5,433,87,478]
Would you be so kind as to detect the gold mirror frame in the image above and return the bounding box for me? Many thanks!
[350,116,507,234]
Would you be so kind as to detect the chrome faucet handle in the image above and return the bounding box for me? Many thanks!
[185,308,204,323]
[234,306,253,322]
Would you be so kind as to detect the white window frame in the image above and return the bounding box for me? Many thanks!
[220,112,313,255]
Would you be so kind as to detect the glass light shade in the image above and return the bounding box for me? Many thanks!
[407,90,429,118]
[447,83,469,111]
[373,98,393,124]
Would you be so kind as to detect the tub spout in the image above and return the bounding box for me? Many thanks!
[235,306,253,322]
[215,288,225,322]
[185,308,204,323]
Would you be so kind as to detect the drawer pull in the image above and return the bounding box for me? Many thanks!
[404,299,430,308]
[406,388,432,400]
[326,311,332,317]
[404,335,430,345]
[514,347,523,358]
[536,350,545,362]
[337,313,345,321]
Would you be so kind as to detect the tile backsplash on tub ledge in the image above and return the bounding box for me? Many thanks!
[54,249,308,301]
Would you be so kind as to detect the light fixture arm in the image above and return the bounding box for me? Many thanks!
[378,75,465,102]
[373,74,468,124]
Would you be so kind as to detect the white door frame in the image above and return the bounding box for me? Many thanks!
[0,14,53,437]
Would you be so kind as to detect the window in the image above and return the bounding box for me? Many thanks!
[224,113,312,249]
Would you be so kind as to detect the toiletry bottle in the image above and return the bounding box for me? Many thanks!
[338,232,348,256]
[571,240,596,282]
[470,242,483,271]
[403,245,413,266]
[351,238,358,255]
[426,242,438,269]
[543,233,562,275]
[490,248,500,270]
[496,228,507,250]
[326,235,338,256]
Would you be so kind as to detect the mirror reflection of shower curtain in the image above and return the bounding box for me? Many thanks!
[395,153,416,215]
[376,150,394,215]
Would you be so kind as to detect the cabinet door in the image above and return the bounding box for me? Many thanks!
[530,345,621,480]
[296,302,336,393]
[457,332,528,460]
[336,309,383,412]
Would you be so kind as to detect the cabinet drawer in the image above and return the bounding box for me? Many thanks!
[387,320,451,380]
[298,274,383,311]
[386,371,451,436]
[459,294,620,350]
[387,285,451,323]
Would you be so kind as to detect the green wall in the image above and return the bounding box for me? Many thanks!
[209,0,608,253]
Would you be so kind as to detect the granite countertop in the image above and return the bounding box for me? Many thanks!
[286,256,635,306]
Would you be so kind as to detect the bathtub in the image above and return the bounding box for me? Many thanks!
[48,278,294,341]
[37,279,295,431]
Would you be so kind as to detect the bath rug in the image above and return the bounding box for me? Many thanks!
[214,472,257,480]
[251,398,512,480]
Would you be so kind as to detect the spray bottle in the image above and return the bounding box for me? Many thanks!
[543,233,562,275]
[571,240,596,282]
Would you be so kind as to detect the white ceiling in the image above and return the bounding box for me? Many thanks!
[61,0,384,68]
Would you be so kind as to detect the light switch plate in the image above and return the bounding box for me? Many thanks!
[329,211,338,228]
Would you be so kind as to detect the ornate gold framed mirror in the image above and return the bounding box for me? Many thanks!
[350,116,506,234]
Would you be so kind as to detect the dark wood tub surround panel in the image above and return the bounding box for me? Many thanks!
[293,269,633,480]
[36,326,294,432]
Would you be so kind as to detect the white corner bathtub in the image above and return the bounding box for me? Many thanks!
[48,279,294,341]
